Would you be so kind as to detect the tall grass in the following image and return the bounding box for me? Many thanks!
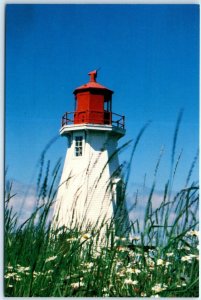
[4,118,199,297]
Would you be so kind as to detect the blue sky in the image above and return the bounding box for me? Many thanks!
[5,4,199,195]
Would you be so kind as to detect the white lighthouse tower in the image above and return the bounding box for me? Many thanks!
[53,71,129,236]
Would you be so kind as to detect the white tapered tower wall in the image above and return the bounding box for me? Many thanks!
[53,124,129,233]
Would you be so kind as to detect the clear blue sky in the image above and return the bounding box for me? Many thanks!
[5,4,199,193]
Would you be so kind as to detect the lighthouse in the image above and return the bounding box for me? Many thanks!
[53,71,129,236]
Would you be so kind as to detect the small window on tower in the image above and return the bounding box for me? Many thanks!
[75,136,83,157]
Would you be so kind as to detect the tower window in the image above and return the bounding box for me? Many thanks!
[75,136,83,157]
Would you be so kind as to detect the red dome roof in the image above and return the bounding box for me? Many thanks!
[73,70,113,95]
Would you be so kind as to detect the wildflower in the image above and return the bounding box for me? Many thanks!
[115,236,126,241]
[165,262,171,267]
[80,233,91,242]
[17,266,30,272]
[4,273,17,278]
[24,271,30,276]
[186,230,199,238]
[15,277,21,281]
[166,252,174,257]
[71,282,84,289]
[126,267,141,274]
[15,278,21,282]
[134,268,141,274]
[124,278,138,285]
[128,251,135,258]
[33,271,43,277]
[151,283,167,293]
[85,262,94,268]
[177,282,187,287]
[181,255,192,262]
[116,270,126,277]
[45,256,57,263]
[146,257,155,269]
[126,267,135,274]
[93,251,101,259]
[188,254,197,258]
[132,236,140,241]
[8,285,13,288]
[67,237,77,242]
[182,246,190,251]
[121,237,127,241]
[117,246,129,252]
[141,292,147,296]
[151,294,160,298]
[156,259,165,266]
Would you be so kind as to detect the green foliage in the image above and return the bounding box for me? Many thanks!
[4,119,199,297]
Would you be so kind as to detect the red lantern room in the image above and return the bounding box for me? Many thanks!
[61,70,125,129]
[73,70,113,125]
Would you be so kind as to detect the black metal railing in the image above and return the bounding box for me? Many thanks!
[61,110,125,129]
